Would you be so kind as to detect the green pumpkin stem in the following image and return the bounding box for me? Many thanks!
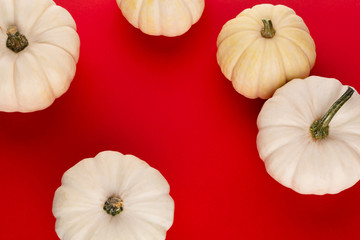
[310,87,354,140]
[261,19,276,38]
[103,196,124,216]
[6,26,29,53]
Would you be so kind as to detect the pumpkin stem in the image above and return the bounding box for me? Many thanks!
[103,195,124,216]
[261,19,276,38]
[310,87,354,140]
[6,26,29,53]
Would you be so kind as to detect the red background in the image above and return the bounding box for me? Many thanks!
[1,0,360,239]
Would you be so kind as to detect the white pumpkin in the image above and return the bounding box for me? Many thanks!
[116,0,205,37]
[257,76,360,195]
[0,0,80,112]
[217,4,316,99]
[53,151,174,240]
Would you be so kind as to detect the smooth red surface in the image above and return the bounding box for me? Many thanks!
[1,0,360,239]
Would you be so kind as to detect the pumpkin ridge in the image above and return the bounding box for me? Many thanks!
[11,0,16,26]
[278,26,310,35]
[155,0,162,35]
[274,36,311,80]
[0,55,17,111]
[258,127,306,159]
[129,208,173,236]
[278,28,315,67]
[256,39,268,98]
[288,140,311,192]
[322,138,360,194]
[335,137,360,168]
[75,216,105,240]
[275,15,309,33]
[12,55,20,109]
[180,0,194,24]
[217,29,258,48]
[126,213,165,239]
[271,5,296,25]
[137,0,146,31]
[242,7,267,26]
[128,195,173,216]
[14,0,54,35]
[230,38,261,83]
[275,82,318,122]
[333,130,360,139]
[258,123,306,131]
[57,208,101,238]
[32,43,75,97]
[131,211,172,233]
[303,78,318,119]
[272,39,287,86]
[35,38,78,64]
[121,167,170,199]
[113,165,155,198]
[329,89,360,126]
[57,209,96,233]
[56,186,103,210]
[277,35,311,70]
[217,31,259,79]
[29,6,77,37]
[29,47,56,98]
[60,179,101,200]
[236,15,261,28]
[121,219,143,240]
[264,140,306,186]
[27,3,54,34]
[231,38,265,98]
[61,159,104,197]
[124,186,171,203]
[255,40,269,98]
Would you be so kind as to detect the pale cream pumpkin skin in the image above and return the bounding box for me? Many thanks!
[116,0,205,37]
[53,151,174,240]
[217,4,316,99]
[0,0,80,112]
[257,76,360,194]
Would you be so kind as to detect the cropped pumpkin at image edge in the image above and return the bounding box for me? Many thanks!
[116,0,205,37]
[0,0,80,113]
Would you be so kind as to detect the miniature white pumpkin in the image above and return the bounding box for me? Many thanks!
[257,76,360,194]
[217,4,316,99]
[0,0,80,112]
[53,151,174,240]
[116,0,205,37]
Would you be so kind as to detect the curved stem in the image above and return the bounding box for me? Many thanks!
[103,196,124,216]
[6,26,29,53]
[261,19,276,38]
[310,87,354,140]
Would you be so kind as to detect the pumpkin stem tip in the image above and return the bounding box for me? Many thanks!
[103,195,124,216]
[310,87,354,140]
[261,19,276,38]
[6,26,29,53]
